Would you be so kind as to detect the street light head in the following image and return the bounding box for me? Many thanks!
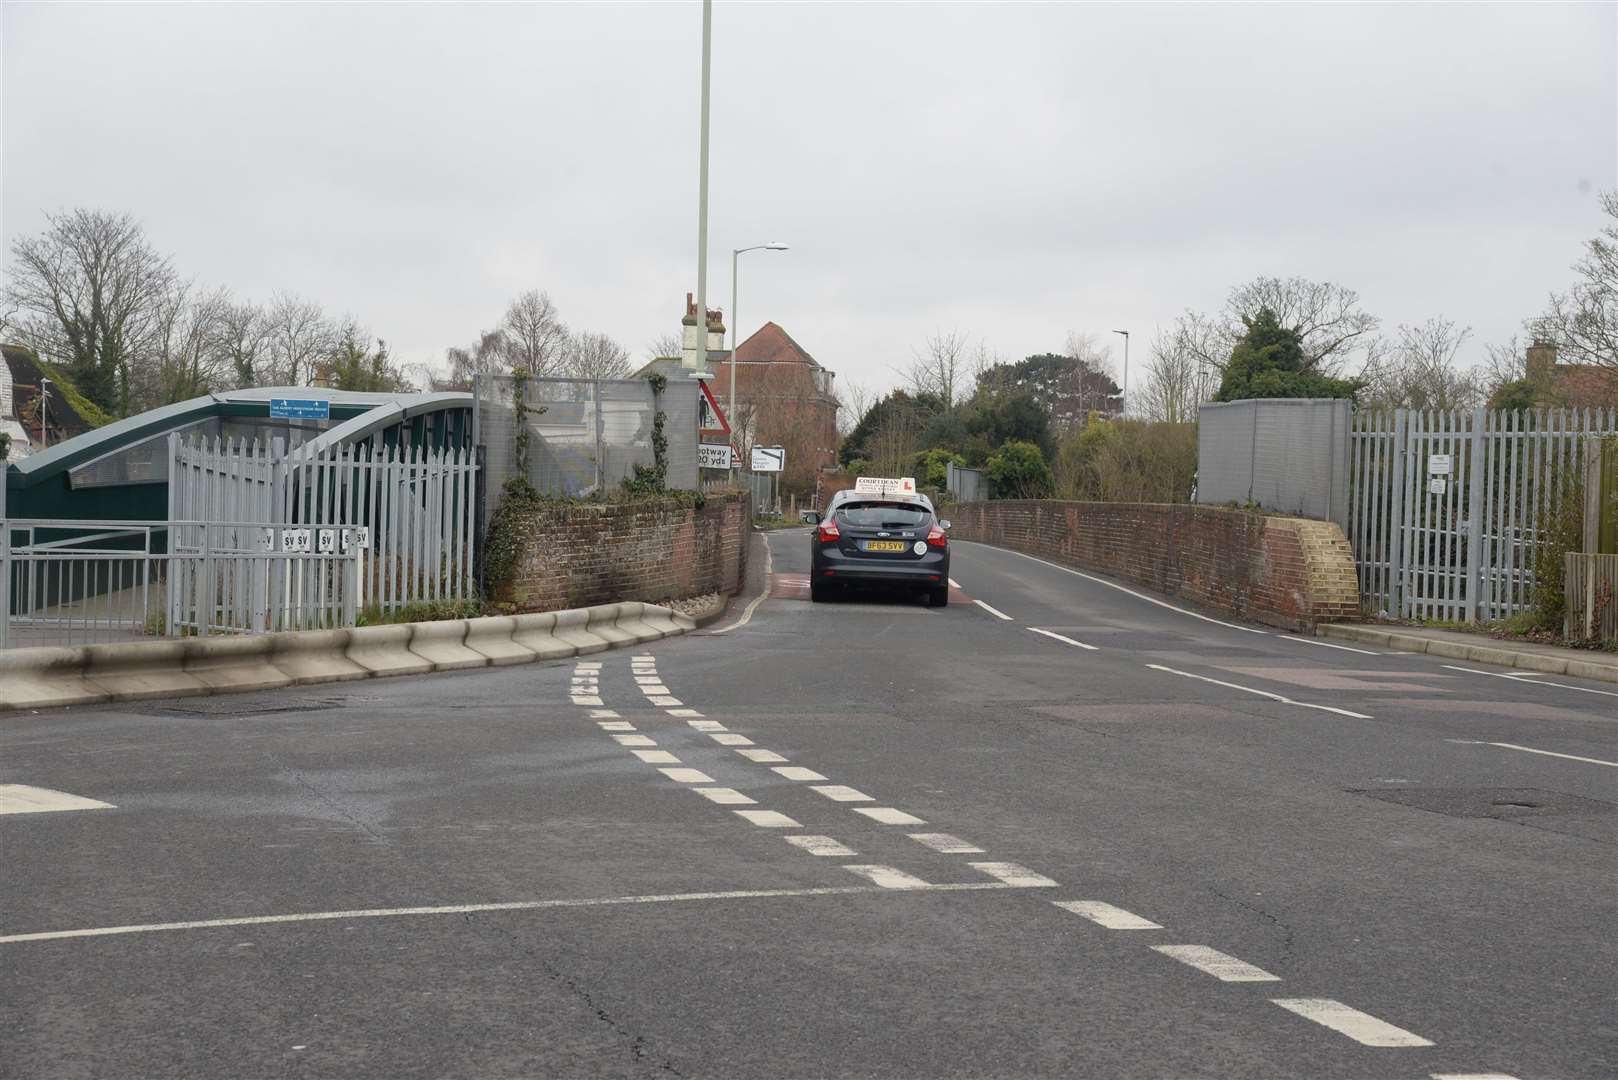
[765,242,790,251]
[1112,329,1128,336]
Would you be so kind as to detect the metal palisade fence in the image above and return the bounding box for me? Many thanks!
[170,434,478,614]
[1349,406,1617,621]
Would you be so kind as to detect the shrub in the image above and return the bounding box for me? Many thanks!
[986,440,1053,499]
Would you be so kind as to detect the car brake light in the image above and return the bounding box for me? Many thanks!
[926,524,947,548]
[818,518,841,541]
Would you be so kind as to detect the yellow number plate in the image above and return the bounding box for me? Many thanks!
[864,540,907,552]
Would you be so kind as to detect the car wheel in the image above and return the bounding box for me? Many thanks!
[927,586,949,608]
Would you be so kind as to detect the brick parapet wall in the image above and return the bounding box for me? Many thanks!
[948,501,1360,630]
[501,491,751,612]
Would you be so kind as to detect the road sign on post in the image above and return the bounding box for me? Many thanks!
[698,443,733,470]
[750,446,785,473]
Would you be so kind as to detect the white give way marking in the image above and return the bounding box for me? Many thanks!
[0,785,115,816]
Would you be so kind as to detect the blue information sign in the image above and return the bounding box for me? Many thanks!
[270,398,330,420]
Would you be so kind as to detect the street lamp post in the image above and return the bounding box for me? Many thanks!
[39,377,51,449]
[693,0,713,373]
[729,241,789,468]
[1111,329,1129,416]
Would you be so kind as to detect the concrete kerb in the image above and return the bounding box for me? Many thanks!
[0,646,103,710]
[183,635,293,694]
[553,608,610,654]
[640,606,684,637]
[463,616,536,666]
[614,602,666,643]
[346,624,433,677]
[83,640,208,702]
[585,604,639,647]
[267,629,369,684]
[510,612,576,660]
[1317,623,1618,685]
[407,619,489,672]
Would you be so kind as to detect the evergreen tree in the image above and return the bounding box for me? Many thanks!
[1214,309,1361,402]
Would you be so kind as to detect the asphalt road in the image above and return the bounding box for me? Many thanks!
[2,529,1614,1079]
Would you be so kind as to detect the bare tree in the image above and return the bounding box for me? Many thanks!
[445,329,510,390]
[263,291,335,386]
[4,208,176,415]
[1138,326,1212,423]
[838,379,873,437]
[1360,318,1480,409]
[135,282,232,409]
[1180,278,1381,379]
[1063,331,1116,378]
[213,299,269,388]
[501,290,568,376]
[646,332,683,361]
[1534,190,1618,369]
[563,330,633,380]
[905,329,972,406]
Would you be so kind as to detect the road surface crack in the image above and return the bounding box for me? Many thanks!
[1206,885,1296,964]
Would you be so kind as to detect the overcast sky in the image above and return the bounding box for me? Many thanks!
[4,2,1614,398]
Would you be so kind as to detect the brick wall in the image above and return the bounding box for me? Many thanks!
[499,491,751,612]
[948,501,1360,630]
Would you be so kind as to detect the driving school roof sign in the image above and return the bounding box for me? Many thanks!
[854,476,916,495]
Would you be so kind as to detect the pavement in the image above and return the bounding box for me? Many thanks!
[2,528,1614,1079]
[1319,623,1618,684]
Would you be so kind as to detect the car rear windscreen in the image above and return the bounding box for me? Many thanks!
[837,501,930,528]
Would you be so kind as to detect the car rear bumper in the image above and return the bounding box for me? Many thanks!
[812,547,949,587]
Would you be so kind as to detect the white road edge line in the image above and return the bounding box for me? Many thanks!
[1429,1073,1522,1079]
[962,541,1268,634]
[1270,998,1434,1047]
[1028,627,1099,651]
[710,530,774,634]
[1446,739,1618,769]
[973,599,1014,621]
[0,881,1044,945]
[1145,663,1372,720]
[1439,664,1618,699]
[1284,635,1380,655]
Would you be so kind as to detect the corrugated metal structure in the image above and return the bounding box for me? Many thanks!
[1195,399,1351,529]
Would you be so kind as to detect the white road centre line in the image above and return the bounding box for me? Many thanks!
[908,833,984,854]
[710,733,754,746]
[1145,663,1373,720]
[0,785,115,815]
[667,709,704,718]
[734,809,802,828]
[854,807,927,825]
[737,748,788,763]
[597,721,637,732]
[841,865,933,890]
[1283,635,1380,655]
[1152,944,1280,982]
[649,696,684,707]
[974,599,1014,621]
[588,709,620,718]
[1270,998,1434,1048]
[972,543,1269,634]
[1446,739,1618,769]
[1430,1073,1522,1079]
[658,768,715,784]
[1028,627,1099,651]
[611,734,656,747]
[688,720,727,731]
[570,696,604,706]
[692,787,756,805]
[785,835,856,856]
[773,766,828,782]
[1052,900,1162,929]
[1439,664,1618,698]
[969,862,1059,887]
[810,785,874,803]
[632,750,681,764]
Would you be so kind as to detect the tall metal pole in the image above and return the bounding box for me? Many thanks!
[694,0,712,373]
[39,378,50,449]
[730,246,739,473]
[1111,330,1129,417]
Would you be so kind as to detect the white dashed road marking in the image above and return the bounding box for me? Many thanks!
[974,599,1014,621]
[710,733,754,746]
[634,676,663,685]
[589,709,620,718]
[1028,627,1099,651]
[667,709,704,718]
[571,696,604,706]
[785,835,856,856]
[597,721,637,732]
[773,766,828,781]
[632,750,681,764]
[659,768,715,784]
[638,684,672,694]
[842,865,933,890]
[908,833,984,854]
[611,734,656,747]
[1430,1073,1521,1079]
[649,696,683,707]
[688,720,727,731]
[1152,944,1281,982]
[693,787,756,805]
[969,862,1058,887]
[0,785,115,815]
[734,810,802,828]
[810,785,874,803]
[854,807,927,825]
[1446,739,1618,769]
[737,748,788,763]
[1270,998,1435,1047]
[1052,900,1162,929]
[1439,664,1618,698]
[1146,664,1373,719]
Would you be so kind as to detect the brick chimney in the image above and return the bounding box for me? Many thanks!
[1526,339,1558,383]
[680,293,726,370]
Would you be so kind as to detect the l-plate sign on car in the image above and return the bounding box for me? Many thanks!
[853,476,917,495]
